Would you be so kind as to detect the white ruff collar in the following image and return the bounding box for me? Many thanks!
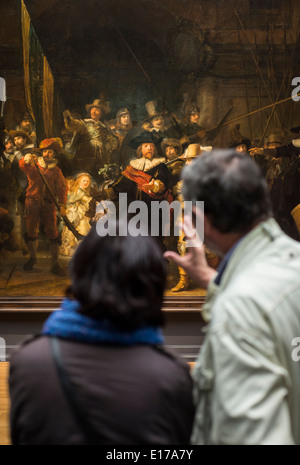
[129,157,166,171]
[38,157,58,169]
[292,139,300,148]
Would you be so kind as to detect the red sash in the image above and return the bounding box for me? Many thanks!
[122,165,172,201]
[0,207,8,219]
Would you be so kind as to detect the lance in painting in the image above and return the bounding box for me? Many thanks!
[0,77,6,118]
[0,78,6,159]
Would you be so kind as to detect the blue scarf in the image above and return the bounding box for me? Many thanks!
[42,298,164,346]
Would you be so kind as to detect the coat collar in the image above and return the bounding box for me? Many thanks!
[202,218,282,322]
[129,157,166,172]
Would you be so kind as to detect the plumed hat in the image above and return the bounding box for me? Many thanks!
[179,143,202,159]
[180,144,212,159]
[39,138,63,154]
[144,100,167,122]
[85,95,111,115]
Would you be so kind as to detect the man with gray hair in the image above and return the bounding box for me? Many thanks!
[165,149,300,445]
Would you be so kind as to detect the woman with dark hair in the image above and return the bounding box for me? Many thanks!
[9,225,195,445]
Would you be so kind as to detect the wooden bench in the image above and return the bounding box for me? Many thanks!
[0,362,10,445]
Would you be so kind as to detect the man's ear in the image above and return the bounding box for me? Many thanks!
[192,205,213,235]
[191,205,198,227]
[203,213,214,236]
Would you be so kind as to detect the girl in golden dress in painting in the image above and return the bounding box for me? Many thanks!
[60,173,93,256]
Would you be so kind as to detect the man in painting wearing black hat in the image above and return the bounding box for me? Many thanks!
[119,100,185,168]
[112,131,170,202]
[63,96,119,176]
[229,137,251,155]
[100,131,171,242]
[228,124,251,156]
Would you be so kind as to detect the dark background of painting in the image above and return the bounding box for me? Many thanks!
[1,0,300,145]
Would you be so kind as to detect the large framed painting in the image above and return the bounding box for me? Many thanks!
[0,0,299,310]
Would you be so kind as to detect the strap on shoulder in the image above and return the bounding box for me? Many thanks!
[49,336,102,445]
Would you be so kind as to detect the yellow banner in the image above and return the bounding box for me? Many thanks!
[21,0,35,122]
[43,57,54,138]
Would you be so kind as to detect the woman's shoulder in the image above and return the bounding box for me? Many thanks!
[145,344,192,381]
[10,335,50,366]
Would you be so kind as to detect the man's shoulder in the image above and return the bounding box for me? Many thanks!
[214,239,300,321]
[229,233,300,288]
[210,225,300,312]
[146,344,193,384]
